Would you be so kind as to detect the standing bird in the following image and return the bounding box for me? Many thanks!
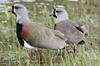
[50,8,88,52]
[8,4,67,59]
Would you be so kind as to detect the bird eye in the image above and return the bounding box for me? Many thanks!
[14,6,20,9]
[56,11,61,13]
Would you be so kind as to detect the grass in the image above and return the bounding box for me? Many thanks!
[0,0,100,66]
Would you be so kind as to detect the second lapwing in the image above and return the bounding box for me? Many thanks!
[50,8,88,52]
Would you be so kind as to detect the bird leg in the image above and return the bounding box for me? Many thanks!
[37,50,43,64]
[65,44,69,52]
[37,50,43,56]
[73,45,77,53]
[65,47,69,53]
[29,51,33,60]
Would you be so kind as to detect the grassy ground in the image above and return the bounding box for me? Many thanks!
[0,0,100,66]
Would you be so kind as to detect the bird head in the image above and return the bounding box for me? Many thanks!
[50,8,68,19]
[50,8,69,24]
[9,4,28,16]
[8,4,29,23]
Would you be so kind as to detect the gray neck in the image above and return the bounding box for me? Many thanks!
[55,14,69,24]
[16,14,30,24]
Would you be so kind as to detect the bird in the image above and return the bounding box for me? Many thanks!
[8,4,67,59]
[50,8,88,52]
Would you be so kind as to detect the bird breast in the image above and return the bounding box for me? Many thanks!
[20,26,31,39]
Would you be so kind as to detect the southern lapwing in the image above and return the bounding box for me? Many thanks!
[50,8,88,52]
[8,4,67,59]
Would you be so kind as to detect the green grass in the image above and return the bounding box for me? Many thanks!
[0,0,100,66]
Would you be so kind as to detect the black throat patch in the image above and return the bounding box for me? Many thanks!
[16,23,24,47]
[53,9,57,18]
[12,5,16,16]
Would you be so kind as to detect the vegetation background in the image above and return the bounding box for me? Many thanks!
[0,0,100,66]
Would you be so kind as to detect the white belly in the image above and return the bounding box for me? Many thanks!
[24,40,37,50]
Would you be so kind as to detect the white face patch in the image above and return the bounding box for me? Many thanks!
[55,10,69,24]
[12,4,29,24]
[24,40,37,50]
[55,12,57,17]
[14,8,17,14]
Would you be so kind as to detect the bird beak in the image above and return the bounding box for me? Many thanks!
[49,9,57,18]
[49,14,53,16]
[8,7,13,13]
[8,10,12,13]
[8,8,16,15]
[8,5,14,13]
[49,13,57,18]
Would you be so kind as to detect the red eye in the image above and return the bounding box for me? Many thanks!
[56,11,61,13]
[14,6,20,9]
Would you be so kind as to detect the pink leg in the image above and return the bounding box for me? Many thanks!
[37,50,44,64]
[65,47,68,52]
[37,50,43,56]
[29,51,33,60]
[73,46,77,53]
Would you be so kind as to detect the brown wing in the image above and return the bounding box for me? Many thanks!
[22,22,67,49]
[55,21,85,44]
[69,21,88,36]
